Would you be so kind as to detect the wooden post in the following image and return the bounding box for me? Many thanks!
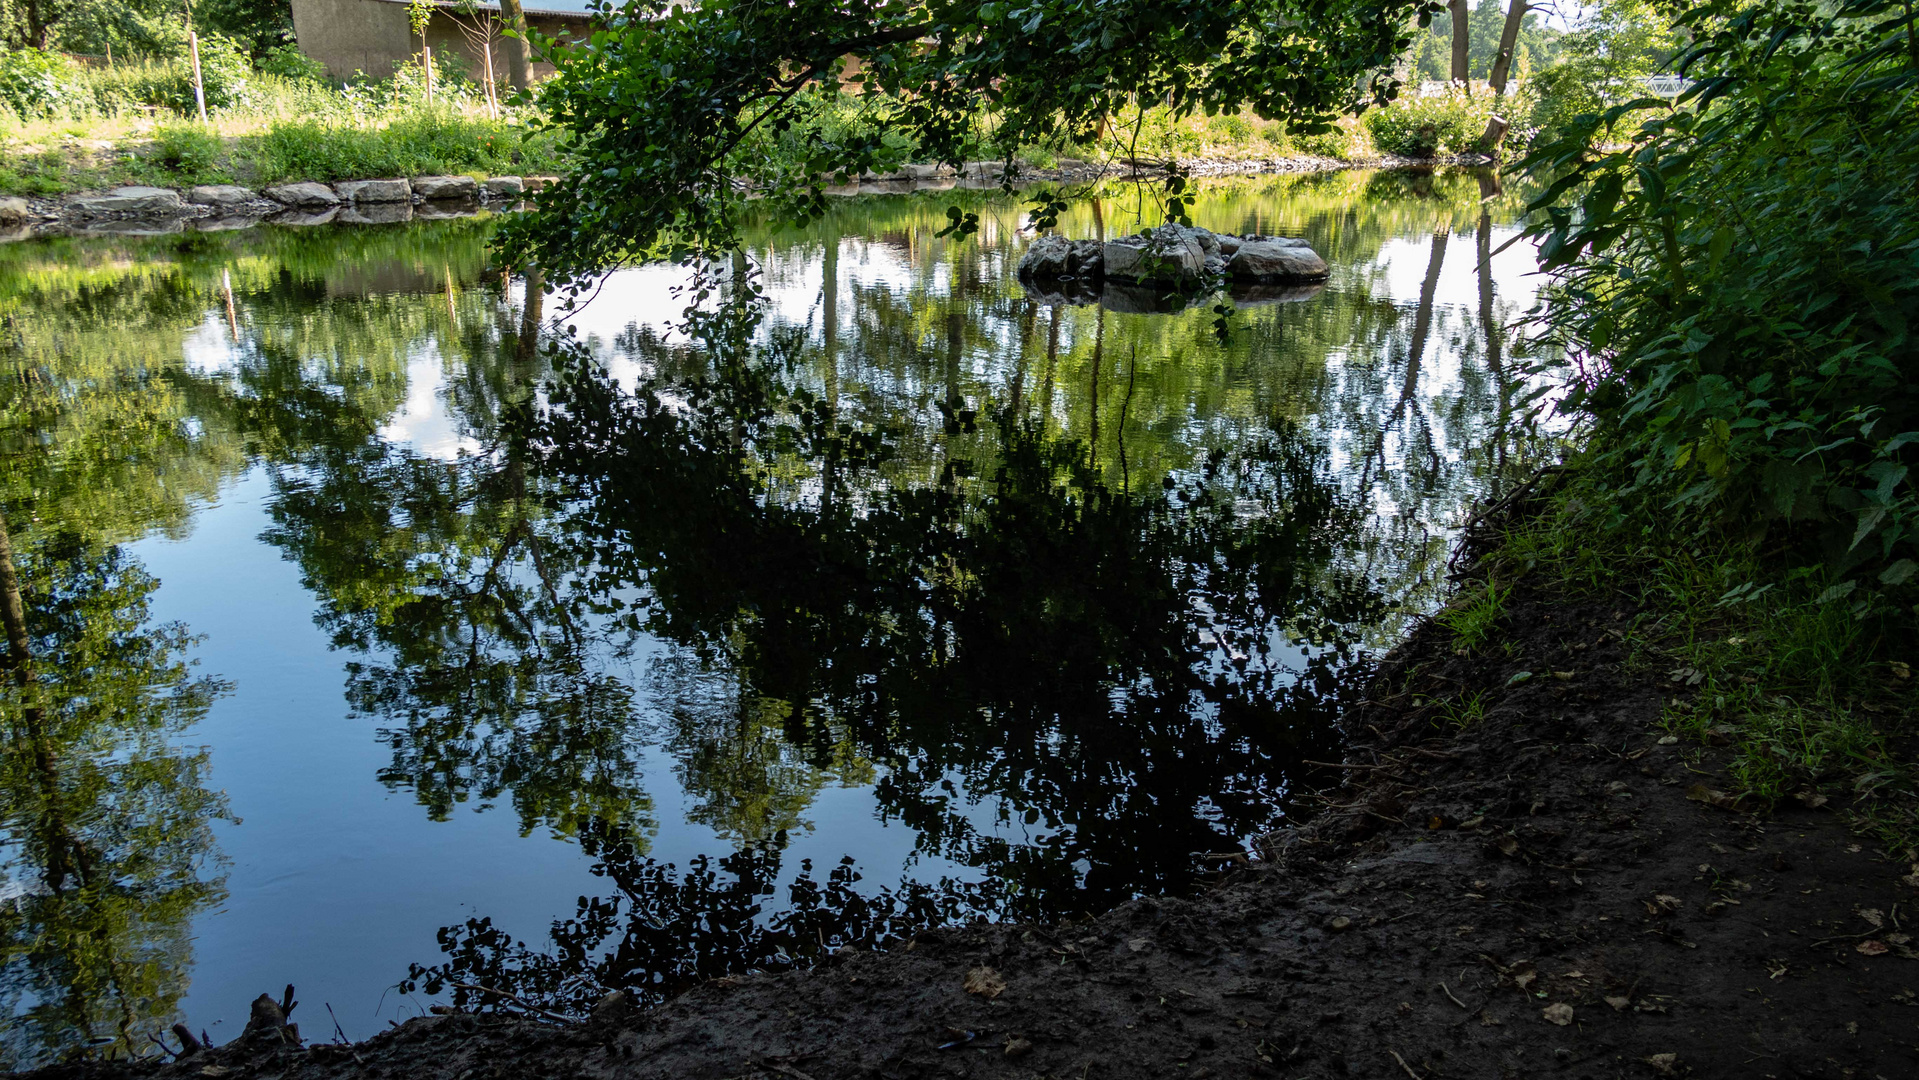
[423,45,434,105]
[482,40,498,118]
[188,31,208,122]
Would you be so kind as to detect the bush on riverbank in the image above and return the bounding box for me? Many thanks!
[1510,0,1919,845]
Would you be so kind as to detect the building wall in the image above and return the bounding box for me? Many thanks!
[291,0,414,81]
[292,0,582,83]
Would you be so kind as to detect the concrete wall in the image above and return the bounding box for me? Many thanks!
[292,0,583,82]
[291,0,414,81]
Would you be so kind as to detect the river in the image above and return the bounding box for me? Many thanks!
[0,167,1547,1066]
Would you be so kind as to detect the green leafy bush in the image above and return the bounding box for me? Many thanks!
[247,112,557,182]
[1363,89,1498,157]
[0,49,86,119]
[258,44,328,83]
[138,124,228,183]
[1521,0,1919,603]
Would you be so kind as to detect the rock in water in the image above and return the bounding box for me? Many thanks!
[188,184,257,208]
[1017,234,1104,278]
[264,182,340,209]
[1104,224,1208,286]
[1020,224,1329,293]
[412,174,480,200]
[1227,238,1329,283]
[335,178,412,204]
[72,186,185,215]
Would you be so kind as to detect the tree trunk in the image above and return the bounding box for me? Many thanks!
[1489,0,1529,96]
[1448,0,1471,86]
[497,0,533,90]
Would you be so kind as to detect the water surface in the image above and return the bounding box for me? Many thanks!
[0,168,1546,1065]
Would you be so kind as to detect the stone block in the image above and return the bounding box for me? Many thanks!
[264,182,341,209]
[335,178,412,203]
[412,174,479,200]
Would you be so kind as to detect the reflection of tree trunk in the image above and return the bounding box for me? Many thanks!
[822,230,840,404]
[1009,301,1034,417]
[1385,229,1449,439]
[0,510,33,678]
[1092,197,1106,243]
[517,267,544,364]
[1040,307,1060,436]
[1477,207,1510,493]
[1088,306,1105,452]
[1398,231,1449,425]
[1117,347,1138,492]
[0,510,78,892]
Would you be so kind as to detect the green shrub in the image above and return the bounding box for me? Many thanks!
[1521,0,1919,602]
[0,49,87,119]
[257,44,328,83]
[246,112,555,182]
[1363,90,1498,157]
[138,124,228,183]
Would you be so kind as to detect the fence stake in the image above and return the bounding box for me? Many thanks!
[188,31,208,122]
[423,45,435,105]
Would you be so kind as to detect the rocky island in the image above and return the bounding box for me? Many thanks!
[1017,222,1331,288]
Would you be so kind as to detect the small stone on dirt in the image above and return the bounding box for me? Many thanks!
[1644,1052,1680,1076]
[1329,916,1352,931]
[1606,995,1631,1011]
[1004,1037,1033,1059]
[1542,1002,1574,1026]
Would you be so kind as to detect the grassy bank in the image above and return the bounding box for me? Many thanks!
[2,48,1536,197]
[1457,481,1919,856]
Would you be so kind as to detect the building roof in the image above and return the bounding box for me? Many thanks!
[369,0,598,20]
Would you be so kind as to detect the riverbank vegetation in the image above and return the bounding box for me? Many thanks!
[3,0,1683,196]
[1486,0,1919,846]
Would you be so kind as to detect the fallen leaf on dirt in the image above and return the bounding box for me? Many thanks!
[1460,815,1485,829]
[1643,1053,1679,1077]
[1859,908,1885,928]
[1890,660,1911,680]
[1542,1002,1573,1025]
[1857,940,1890,956]
[1605,995,1631,1011]
[1513,970,1537,990]
[1478,1010,1502,1026]
[1686,784,1742,811]
[1551,670,1575,680]
[962,967,1006,999]
[1653,894,1683,912]
[198,1069,230,1079]
[1497,836,1521,857]
[1004,1037,1033,1059]
[1127,937,1150,952]
[1506,670,1534,686]
[1656,734,1679,745]
[1887,932,1912,946]
[1793,788,1830,809]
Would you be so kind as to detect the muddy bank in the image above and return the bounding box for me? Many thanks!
[29,513,1916,1080]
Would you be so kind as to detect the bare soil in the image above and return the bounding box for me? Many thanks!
[28,565,1919,1080]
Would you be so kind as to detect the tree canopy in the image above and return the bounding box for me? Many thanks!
[500,0,1439,287]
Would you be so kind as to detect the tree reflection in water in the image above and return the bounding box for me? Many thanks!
[407,275,1386,1008]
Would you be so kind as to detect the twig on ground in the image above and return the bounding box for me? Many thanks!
[1439,981,1471,1009]
[758,1062,822,1080]
[1389,1048,1425,1079]
[449,982,573,1024]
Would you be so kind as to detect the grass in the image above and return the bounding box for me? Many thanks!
[0,55,564,195]
[1481,483,1919,855]
[1435,580,1510,651]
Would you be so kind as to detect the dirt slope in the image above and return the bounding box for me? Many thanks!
[30,581,1919,1080]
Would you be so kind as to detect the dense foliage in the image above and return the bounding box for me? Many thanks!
[1523,0,1919,601]
[499,0,1439,288]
